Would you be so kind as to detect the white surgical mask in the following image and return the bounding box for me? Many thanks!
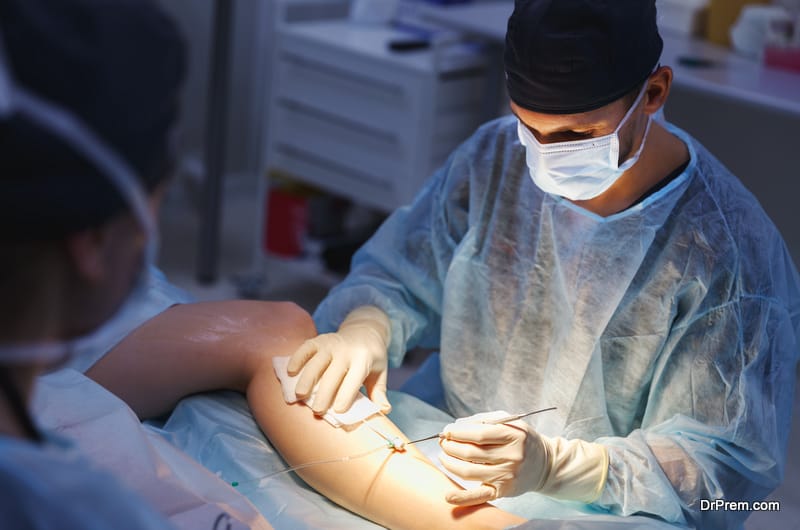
[0,32,157,364]
[517,82,653,201]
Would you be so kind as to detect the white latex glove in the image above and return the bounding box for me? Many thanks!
[438,410,608,506]
[287,305,391,415]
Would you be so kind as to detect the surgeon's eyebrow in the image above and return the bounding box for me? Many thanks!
[510,109,598,140]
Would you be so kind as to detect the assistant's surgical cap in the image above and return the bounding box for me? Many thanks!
[504,0,663,114]
[0,0,186,240]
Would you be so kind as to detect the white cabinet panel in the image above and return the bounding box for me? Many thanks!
[264,19,489,212]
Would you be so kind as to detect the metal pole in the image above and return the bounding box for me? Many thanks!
[197,0,235,284]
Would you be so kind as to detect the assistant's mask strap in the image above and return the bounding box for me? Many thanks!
[0,52,11,116]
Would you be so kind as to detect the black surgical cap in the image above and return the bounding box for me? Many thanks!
[505,0,663,114]
[0,0,186,240]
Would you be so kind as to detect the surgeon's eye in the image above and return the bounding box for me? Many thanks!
[560,130,595,140]
[521,120,596,143]
[538,130,595,143]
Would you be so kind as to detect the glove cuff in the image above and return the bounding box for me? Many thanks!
[538,435,609,503]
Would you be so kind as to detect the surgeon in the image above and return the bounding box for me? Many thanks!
[287,0,800,528]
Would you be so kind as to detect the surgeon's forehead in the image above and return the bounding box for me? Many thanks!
[509,99,627,133]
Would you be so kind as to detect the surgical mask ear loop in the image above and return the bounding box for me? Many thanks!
[0,32,12,117]
[610,81,651,170]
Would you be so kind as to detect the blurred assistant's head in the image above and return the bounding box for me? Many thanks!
[0,0,186,344]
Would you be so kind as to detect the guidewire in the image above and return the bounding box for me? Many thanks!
[230,444,389,489]
[230,406,557,488]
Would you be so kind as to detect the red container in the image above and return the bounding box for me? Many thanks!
[764,46,800,73]
[264,187,308,258]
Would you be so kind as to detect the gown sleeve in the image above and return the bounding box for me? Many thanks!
[595,238,800,528]
[313,131,484,367]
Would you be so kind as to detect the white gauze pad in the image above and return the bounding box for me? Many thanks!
[272,356,381,427]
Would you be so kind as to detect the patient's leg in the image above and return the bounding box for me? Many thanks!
[246,342,524,529]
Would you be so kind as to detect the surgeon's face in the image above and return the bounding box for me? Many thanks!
[510,85,650,166]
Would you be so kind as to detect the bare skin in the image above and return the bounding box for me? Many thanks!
[2,173,520,529]
[0,190,165,439]
[511,66,690,218]
[288,69,694,431]
[88,300,525,530]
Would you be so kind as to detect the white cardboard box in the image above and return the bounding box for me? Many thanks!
[657,0,710,37]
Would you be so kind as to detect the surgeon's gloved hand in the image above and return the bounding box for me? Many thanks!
[287,305,391,415]
[438,410,608,506]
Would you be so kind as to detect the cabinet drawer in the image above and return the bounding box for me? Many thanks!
[274,51,421,130]
[271,101,407,187]
[271,145,399,212]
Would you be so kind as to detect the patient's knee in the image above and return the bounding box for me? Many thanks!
[283,301,315,333]
[240,300,316,361]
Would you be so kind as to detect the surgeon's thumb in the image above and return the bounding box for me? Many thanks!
[366,370,391,414]
[445,485,496,506]
[287,338,318,375]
